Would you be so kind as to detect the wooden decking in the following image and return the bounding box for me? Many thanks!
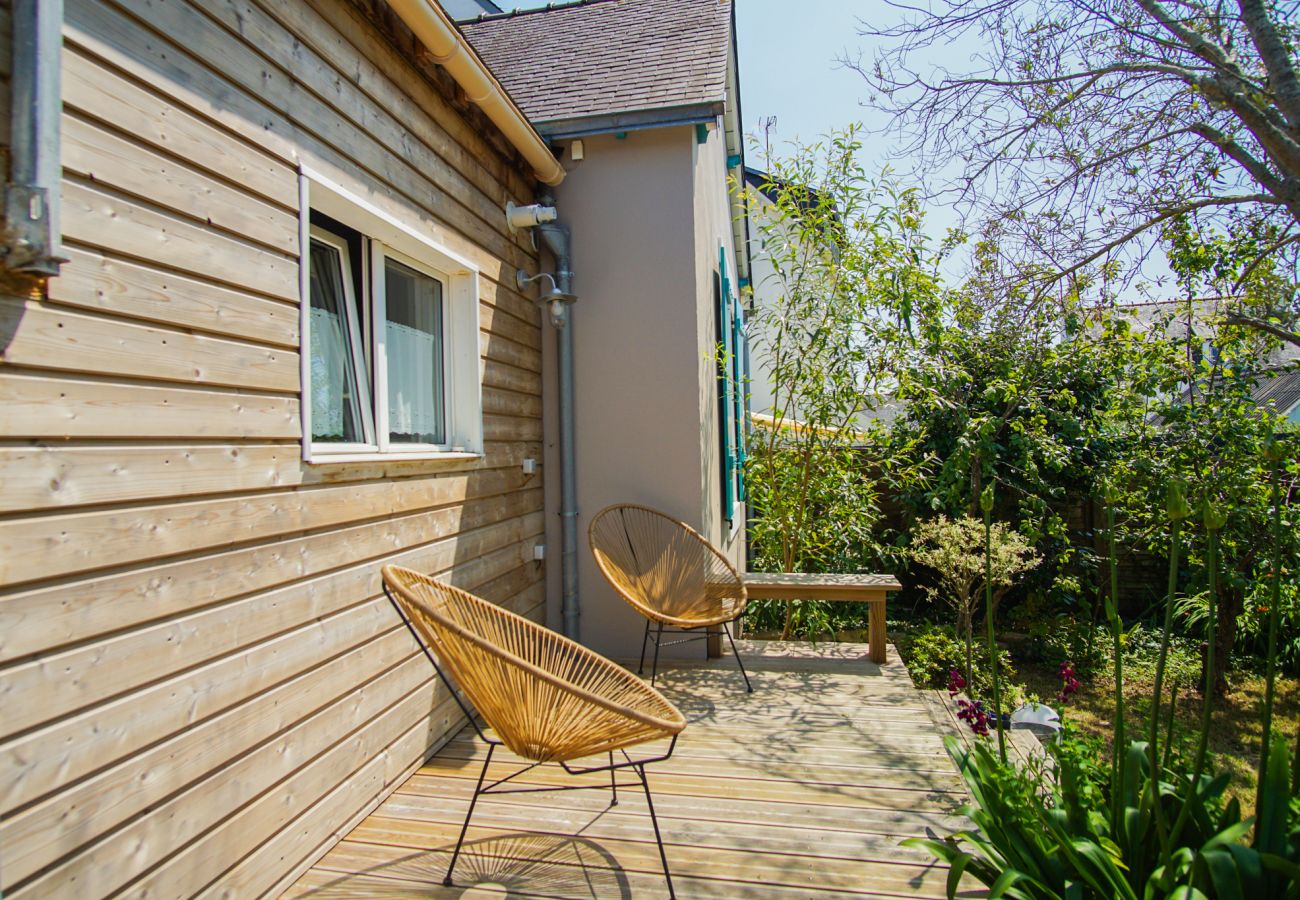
[285,641,972,898]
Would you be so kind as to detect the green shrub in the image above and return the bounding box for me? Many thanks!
[1238,579,1300,674]
[1016,618,1200,686]
[1017,613,1108,675]
[901,624,966,688]
[899,623,1019,707]
[1120,622,1201,687]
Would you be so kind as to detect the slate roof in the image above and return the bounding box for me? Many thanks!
[458,0,732,133]
[1253,368,1300,416]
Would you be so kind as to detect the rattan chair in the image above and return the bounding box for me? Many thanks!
[381,565,687,897]
[589,504,753,692]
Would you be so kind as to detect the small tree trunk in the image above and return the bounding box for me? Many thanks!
[1212,585,1243,697]
[958,605,974,688]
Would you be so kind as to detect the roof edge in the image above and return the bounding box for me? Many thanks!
[535,101,724,140]
[457,0,623,24]
[387,0,564,185]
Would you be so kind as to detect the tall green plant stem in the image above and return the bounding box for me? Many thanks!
[1293,723,1300,796]
[1162,679,1180,773]
[984,502,1005,762]
[1257,457,1283,811]
[1107,502,1126,822]
[1170,524,1219,849]
[1148,517,1181,849]
[1193,527,1219,777]
[963,616,975,695]
[1149,520,1181,751]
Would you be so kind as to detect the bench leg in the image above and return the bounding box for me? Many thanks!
[868,600,887,664]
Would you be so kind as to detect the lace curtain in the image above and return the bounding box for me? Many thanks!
[385,258,445,444]
[386,320,442,441]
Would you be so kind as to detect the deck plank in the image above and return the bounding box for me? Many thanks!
[283,642,980,898]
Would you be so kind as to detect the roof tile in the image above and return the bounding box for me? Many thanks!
[458,0,731,126]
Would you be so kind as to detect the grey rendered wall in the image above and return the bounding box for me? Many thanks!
[543,127,707,659]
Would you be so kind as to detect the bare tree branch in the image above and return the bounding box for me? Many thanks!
[852,0,1300,302]
[1224,312,1300,347]
[1236,0,1300,128]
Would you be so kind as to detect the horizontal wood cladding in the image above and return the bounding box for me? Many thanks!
[0,440,542,514]
[0,371,304,440]
[0,298,538,396]
[0,298,300,392]
[62,0,534,282]
[1,522,545,736]
[51,245,302,348]
[0,489,543,664]
[0,0,547,896]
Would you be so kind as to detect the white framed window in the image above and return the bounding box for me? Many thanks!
[298,168,483,463]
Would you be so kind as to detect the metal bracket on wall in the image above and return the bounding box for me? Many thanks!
[3,184,64,276]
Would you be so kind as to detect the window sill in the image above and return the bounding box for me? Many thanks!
[305,450,483,466]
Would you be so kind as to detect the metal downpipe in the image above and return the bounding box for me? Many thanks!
[4,0,65,276]
[536,221,581,641]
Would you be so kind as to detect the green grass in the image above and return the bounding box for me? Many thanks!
[1015,658,1299,817]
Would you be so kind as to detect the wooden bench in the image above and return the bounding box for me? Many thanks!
[740,573,901,664]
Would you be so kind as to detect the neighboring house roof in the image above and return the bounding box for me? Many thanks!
[744,165,838,222]
[440,0,503,18]
[1253,368,1300,420]
[458,0,732,138]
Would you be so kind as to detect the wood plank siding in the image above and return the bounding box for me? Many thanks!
[0,0,547,895]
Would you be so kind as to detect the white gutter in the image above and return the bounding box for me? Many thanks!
[387,0,565,186]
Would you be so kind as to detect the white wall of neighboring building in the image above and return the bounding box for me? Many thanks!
[693,122,747,557]
[745,185,782,423]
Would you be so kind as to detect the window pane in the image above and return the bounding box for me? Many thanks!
[309,239,365,443]
[384,258,445,445]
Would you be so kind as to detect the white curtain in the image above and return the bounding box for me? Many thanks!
[386,320,442,441]
[310,306,349,439]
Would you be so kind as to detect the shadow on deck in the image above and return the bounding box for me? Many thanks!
[285,640,978,898]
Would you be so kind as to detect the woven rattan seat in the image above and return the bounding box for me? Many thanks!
[589,504,753,691]
[381,565,685,895]
[382,565,685,761]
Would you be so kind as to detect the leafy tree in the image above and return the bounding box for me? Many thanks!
[911,514,1041,684]
[852,0,1300,342]
[1105,217,1300,693]
[885,271,1162,611]
[742,129,935,637]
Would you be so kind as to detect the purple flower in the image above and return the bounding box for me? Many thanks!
[956,698,991,737]
[1058,661,1081,704]
[947,668,967,697]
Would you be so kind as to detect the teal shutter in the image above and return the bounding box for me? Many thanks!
[731,300,746,503]
[718,246,736,521]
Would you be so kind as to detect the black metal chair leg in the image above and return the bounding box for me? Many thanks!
[444,742,495,886]
[638,618,651,675]
[650,621,664,686]
[638,764,675,899]
[609,751,618,806]
[723,621,753,693]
